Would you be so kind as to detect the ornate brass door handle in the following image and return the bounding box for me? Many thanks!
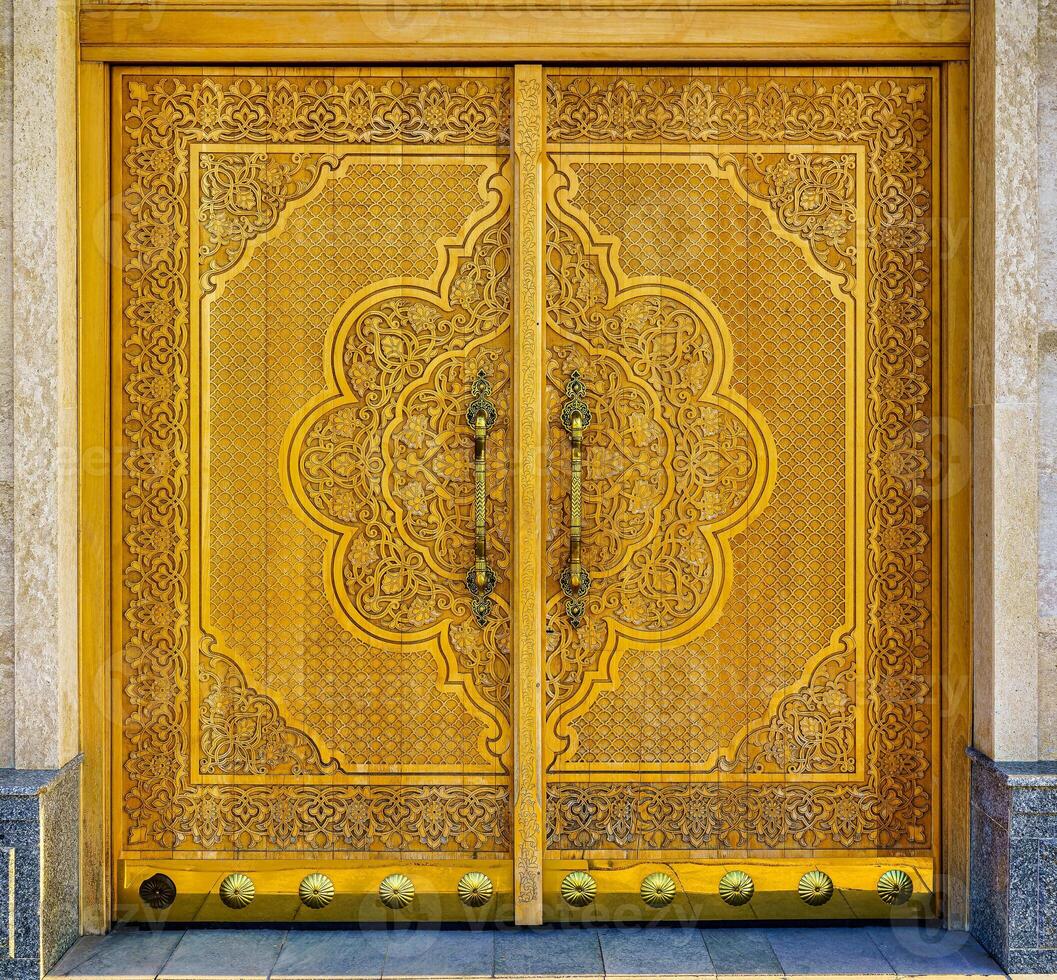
[560,370,591,628]
[465,369,498,626]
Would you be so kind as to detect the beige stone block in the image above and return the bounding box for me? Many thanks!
[1039,0,1057,626]
[973,0,1041,407]
[973,0,996,411]
[1040,0,1057,326]
[992,399,1040,758]
[10,0,79,770]
[973,401,996,757]
[0,0,14,773]
[973,0,1047,761]
[0,480,13,769]
[990,0,1040,405]
[1040,330,1057,472]
[1040,475,1057,618]
[974,399,1040,760]
[1039,331,1057,617]
[0,621,12,770]
[0,0,12,489]
[1038,617,1057,759]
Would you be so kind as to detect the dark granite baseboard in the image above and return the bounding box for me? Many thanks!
[970,748,1057,973]
[0,758,81,979]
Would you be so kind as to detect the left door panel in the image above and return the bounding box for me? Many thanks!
[112,67,515,921]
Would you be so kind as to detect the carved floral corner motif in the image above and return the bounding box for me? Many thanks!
[745,151,858,288]
[197,150,338,295]
[198,637,339,777]
[742,642,858,776]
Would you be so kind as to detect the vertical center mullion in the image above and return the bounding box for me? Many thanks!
[511,62,547,926]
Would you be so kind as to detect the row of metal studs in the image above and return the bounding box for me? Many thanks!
[139,868,914,912]
[563,869,914,909]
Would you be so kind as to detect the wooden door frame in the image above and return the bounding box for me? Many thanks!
[77,3,972,933]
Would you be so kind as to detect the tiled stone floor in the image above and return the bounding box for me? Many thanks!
[49,924,1007,979]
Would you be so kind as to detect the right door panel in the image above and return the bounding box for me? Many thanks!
[541,67,940,920]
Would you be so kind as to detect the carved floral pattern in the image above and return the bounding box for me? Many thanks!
[545,71,936,853]
[745,151,858,287]
[512,71,545,910]
[746,646,857,775]
[117,68,937,860]
[198,640,339,776]
[197,151,334,293]
[118,72,512,853]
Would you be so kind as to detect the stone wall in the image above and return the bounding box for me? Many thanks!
[10,0,78,773]
[0,0,80,974]
[1039,0,1057,758]
[1,0,13,772]
[967,0,1057,969]
[973,0,1042,763]
[0,0,78,772]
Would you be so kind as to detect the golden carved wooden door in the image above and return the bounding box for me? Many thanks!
[110,65,941,924]
[534,66,940,922]
[112,67,518,922]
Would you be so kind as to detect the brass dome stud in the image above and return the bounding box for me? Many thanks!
[640,872,676,909]
[560,870,597,908]
[877,869,913,906]
[798,870,834,907]
[379,873,415,910]
[718,870,755,907]
[139,873,176,910]
[457,871,494,908]
[218,873,255,910]
[299,873,335,910]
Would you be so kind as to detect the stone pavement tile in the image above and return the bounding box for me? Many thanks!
[764,926,894,976]
[699,927,782,976]
[49,935,112,977]
[159,927,286,979]
[271,928,389,979]
[46,922,1014,980]
[599,925,714,977]
[382,928,494,978]
[494,925,604,977]
[51,928,184,979]
[865,925,1006,976]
